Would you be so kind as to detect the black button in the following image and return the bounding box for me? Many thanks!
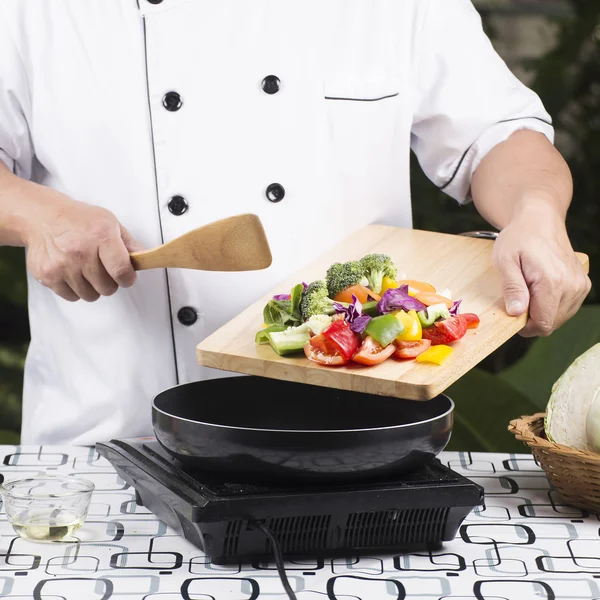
[266,183,285,203]
[162,91,182,112]
[168,195,188,216]
[147,0,163,4]
[261,75,280,95]
[177,307,198,326]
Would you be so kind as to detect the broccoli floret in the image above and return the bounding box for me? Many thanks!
[325,261,366,299]
[359,253,398,295]
[300,280,336,321]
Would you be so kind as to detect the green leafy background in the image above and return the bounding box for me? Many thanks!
[0,2,599,450]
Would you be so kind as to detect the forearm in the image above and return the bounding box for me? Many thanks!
[0,160,35,247]
[470,129,573,230]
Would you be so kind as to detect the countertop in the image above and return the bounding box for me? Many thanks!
[0,445,599,599]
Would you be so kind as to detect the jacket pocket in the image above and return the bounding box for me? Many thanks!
[323,76,400,102]
[320,75,405,195]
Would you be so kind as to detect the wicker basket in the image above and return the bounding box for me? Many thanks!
[508,413,600,513]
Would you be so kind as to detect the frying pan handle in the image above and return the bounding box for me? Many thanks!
[459,230,498,240]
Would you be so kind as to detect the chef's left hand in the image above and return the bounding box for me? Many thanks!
[492,203,591,337]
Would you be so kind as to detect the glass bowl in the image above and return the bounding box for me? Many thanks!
[1,474,94,542]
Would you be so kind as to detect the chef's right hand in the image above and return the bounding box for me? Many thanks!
[23,182,143,302]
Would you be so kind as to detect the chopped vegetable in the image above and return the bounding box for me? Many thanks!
[290,283,305,320]
[421,315,468,345]
[306,314,333,336]
[333,284,380,304]
[396,280,436,294]
[352,336,396,365]
[449,299,462,315]
[304,334,348,366]
[393,339,431,359]
[365,314,405,347]
[381,276,399,294]
[417,303,451,327]
[300,280,336,321]
[416,345,454,365]
[362,301,380,316]
[266,325,311,356]
[377,285,427,314]
[462,313,480,329]
[322,319,360,360]
[333,295,372,334]
[413,291,454,309]
[359,253,398,295]
[326,261,367,299]
[351,314,372,335]
[263,298,294,327]
[256,253,480,370]
[263,282,305,327]
[333,294,362,323]
[255,324,286,344]
[273,282,307,300]
[394,309,422,341]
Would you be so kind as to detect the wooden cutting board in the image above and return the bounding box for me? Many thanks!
[196,225,590,401]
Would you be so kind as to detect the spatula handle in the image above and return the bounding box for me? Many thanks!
[129,248,168,271]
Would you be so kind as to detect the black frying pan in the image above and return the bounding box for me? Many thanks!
[152,376,454,483]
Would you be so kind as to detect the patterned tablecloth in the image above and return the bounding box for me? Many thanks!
[0,445,598,600]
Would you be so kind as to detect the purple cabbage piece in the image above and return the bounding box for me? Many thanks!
[350,314,371,334]
[333,294,363,322]
[449,299,462,315]
[273,282,307,301]
[377,285,427,314]
[333,294,372,333]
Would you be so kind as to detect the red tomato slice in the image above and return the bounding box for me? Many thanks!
[309,333,338,355]
[413,292,454,309]
[421,316,468,345]
[461,313,480,329]
[304,337,348,366]
[393,339,432,359]
[351,336,396,365]
[322,319,360,360]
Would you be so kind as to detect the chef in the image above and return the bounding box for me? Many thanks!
[0,0,591,445]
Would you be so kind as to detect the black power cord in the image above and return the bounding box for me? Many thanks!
[253,520,298,600]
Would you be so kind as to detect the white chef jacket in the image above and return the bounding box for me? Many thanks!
[0,0,554,445]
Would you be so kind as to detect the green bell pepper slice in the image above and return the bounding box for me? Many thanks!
[362,301,380,317]
[364,314,405,347]
[255,324,286,344]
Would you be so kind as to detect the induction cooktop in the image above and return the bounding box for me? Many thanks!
[96,437,484,565]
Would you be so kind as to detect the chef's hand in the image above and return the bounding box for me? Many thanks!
[22,182,143,302]
[492,203,591,337]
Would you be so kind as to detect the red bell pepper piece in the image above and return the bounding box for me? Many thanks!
[322,319,360,361]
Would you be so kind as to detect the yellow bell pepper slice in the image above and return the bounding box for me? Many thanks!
[394,310,422,341]
[381,276,399,295]
[416,345,454,365]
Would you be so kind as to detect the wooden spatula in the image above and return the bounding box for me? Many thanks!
[129,213,272,272]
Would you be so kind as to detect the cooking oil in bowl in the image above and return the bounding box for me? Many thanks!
[1,475,94,543]
[11,509,84,542]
